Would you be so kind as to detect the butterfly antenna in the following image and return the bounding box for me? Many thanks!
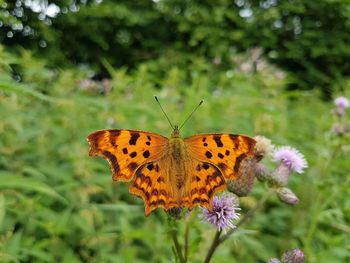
[179,100,204,130]
[154,96,175,129]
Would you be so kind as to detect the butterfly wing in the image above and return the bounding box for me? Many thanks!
[186,160,226,210]
[129,159,175,216]
[87,129,168,181]
[129,158,226,215]
[184,134,256,180]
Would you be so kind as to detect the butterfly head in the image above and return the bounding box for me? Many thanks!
[155,96,203,138]
[172,125,180,138]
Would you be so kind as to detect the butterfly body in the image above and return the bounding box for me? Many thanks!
[87,128,256,215]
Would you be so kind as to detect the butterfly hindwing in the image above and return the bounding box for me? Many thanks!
[129,159,178,216]
[129,158,227,215]
[87,129,168,181]
[187,160,226,210]
[184,134,256,180]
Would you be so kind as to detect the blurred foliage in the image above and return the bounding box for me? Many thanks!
[0,45,350,262]
[1,0,350,97]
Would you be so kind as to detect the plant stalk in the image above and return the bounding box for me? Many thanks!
[204,230,221,263]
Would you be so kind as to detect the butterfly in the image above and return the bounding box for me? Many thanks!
[87,99,256,216]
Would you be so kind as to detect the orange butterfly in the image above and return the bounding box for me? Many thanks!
[87,98,256,216]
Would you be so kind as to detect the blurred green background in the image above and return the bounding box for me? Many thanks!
[0,0,349,262]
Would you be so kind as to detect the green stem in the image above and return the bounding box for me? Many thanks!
[219,189,274,244]
[203,230,222,263]
[171,225,186,263]
[184,221,190,262]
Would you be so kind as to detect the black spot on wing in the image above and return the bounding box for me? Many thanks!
[147,135,152,141]
[225,150,230,156]
[218,162,226,170]
[146,141,151,146]
[229,134,238,140]
[122,148,128,154]
[234,153,247,173]
[213,135,224,147]
[109,130,120,147]
[202,163,210,170]
[129,132,140,145]
[244,137,255,152]
[205,151,212,159]
[143,150,150,158]
[129,151,137,158]
[155,164,159,172]
[218,153,224,159]
[103,150,119,174]
[147,163,154,171]
[229,134,239,149]
[128,162,138,170]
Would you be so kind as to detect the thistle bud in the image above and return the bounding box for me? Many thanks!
[332,123,344,136]
[254,136,274,161]
[281,249,305,263]
[333,107,346,118]
[228,157,256,196]
[269,164,291,187]
[255,163,269,182]
[276,187,299,205]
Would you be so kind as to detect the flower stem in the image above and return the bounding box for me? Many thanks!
[220,189,274,243]
[204,230,222,263]
[184,221,190,262]
[170,224,186,263]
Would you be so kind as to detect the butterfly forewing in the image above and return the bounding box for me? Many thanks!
[184,134,256,180]
[87,129,168,181]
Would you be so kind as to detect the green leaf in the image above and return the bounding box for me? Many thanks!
[0,173,67,204]
[0,194,5,229]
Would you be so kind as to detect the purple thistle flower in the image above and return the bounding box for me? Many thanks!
[273,146,308,174]
[334,96,350,109]
[201,193,240,231]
